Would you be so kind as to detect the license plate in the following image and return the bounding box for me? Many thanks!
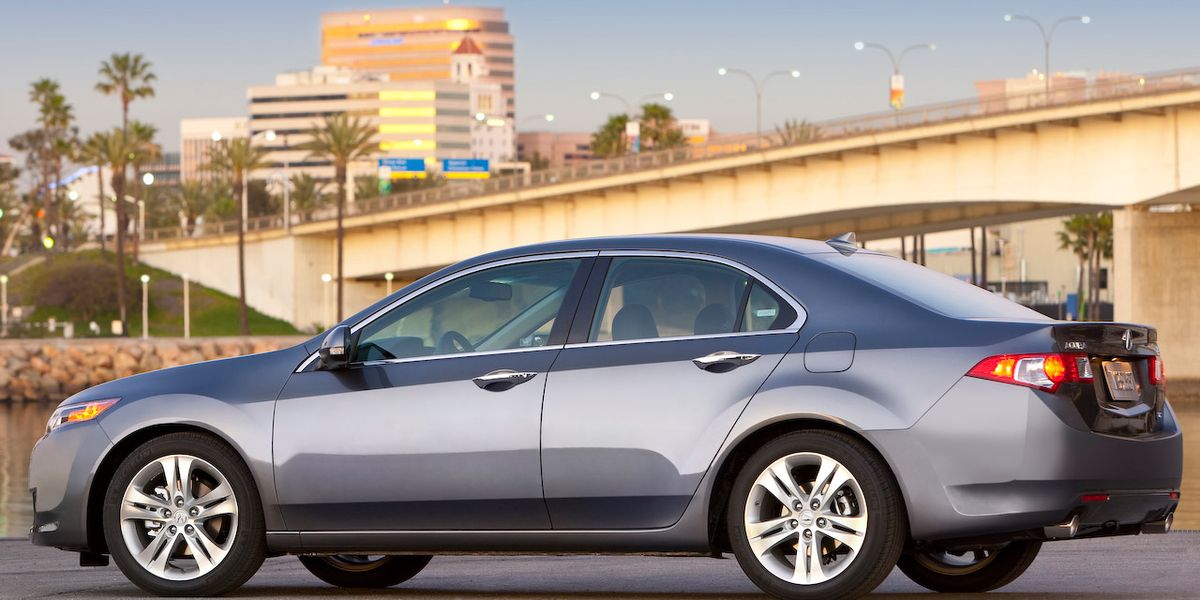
[1102,361,1141,402]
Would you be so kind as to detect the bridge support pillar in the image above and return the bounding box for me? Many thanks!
[1113,207,1200,380]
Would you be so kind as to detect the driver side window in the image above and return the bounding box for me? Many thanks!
[353,258,582,362]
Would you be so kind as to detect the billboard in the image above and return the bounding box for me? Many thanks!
[443,158,490,179]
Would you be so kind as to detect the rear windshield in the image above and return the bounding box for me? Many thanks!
[815,252,1049,320]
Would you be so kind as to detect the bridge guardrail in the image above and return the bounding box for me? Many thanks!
[144,66,1200,243]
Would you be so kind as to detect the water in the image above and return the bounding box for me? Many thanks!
[1,402,1197,538]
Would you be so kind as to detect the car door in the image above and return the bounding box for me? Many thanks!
[540,252,804,529]
[274,254,594,532]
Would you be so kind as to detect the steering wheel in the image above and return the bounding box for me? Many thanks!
[436,330,474,354]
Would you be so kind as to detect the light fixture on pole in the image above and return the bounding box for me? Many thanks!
[853,41,936,110]
[182,273,191,340]
[210,131,222,142]
[384,272,395,295]
[717,67,801,148]
[638,92,675,104]
[1003,13,1090,99]
[139,274,150,339]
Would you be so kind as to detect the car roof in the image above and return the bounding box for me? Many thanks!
[482,233,873,259]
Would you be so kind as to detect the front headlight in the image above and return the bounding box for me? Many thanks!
[45,398,119,435]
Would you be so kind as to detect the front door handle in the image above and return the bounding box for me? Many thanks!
[472,369,538,391]
[692,351,761,373]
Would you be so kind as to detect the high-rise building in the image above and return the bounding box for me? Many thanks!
[245,65,473,181]
[320,6,515,116]
[180,117,248,182]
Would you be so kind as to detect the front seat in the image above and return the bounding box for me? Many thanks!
[612,304,659,340]
[693,303,735,335]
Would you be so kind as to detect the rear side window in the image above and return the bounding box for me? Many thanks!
[588,257,797,342]
[818,253,1047,320]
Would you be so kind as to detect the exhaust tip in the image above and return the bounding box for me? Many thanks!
[1142,514,1173,534]
[1043,514,1080,539]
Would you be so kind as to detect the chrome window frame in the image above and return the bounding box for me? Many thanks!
[295,249,807,371]
[295,251,598,372]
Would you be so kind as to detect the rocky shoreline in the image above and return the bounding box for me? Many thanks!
[0,337,307,403]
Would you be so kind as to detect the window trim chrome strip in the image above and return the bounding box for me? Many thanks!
[295,250,599,372]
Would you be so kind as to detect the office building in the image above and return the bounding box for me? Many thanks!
[516,132,595,169]
[180,117,248,183]
[320,6,515,116]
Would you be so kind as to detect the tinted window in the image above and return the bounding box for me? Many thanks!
[354,259,581,361]
[588,257,796,342]
[818,253,1048,319]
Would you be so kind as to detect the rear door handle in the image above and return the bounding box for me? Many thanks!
[472,369,538,391]
[692,351,761,373]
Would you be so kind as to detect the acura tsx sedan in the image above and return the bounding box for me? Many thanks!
[30,234,1181,599]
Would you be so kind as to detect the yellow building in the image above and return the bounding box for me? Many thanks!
[320,6,515,117]
[246,67,472,182]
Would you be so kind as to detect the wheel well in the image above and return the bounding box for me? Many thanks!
[84,424,247,553]
[705,418,909,553]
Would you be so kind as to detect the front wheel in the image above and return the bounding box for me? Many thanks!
[727,430,907,600]
[298,554,433,588]
[897,540,1041,593]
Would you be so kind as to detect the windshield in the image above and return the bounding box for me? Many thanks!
[816,252,1049,320]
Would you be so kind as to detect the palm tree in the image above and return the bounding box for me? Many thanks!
[126,121,160,258]
[174,181,213,236]
[29,79,75,249]
[639,103,685,150]
[78,133,111,250]
[1056,212,1112,320]
[95,53,156,136]
[93,128,137,333]
[775,119,823,146]
[206,138,270,334]
[289,173,328,211]
[299,113,376,321]
[591,113,630,158]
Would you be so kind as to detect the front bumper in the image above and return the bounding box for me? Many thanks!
[869,377,1182,541]
[28,421,113,551]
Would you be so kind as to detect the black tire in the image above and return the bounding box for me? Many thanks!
[298,554,433,588]
[103,432,266,597]
[898,540,1041,593]
[727,430,907,600]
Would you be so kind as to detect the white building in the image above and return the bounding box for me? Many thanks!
[180,117,249,183]
[454,36,516,164]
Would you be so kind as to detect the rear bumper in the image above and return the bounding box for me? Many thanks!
[28,421,112,551]
[869,377,1183,541]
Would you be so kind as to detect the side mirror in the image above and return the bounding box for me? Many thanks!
[318,325,351,370]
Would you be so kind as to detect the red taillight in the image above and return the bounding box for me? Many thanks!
[967,353,1092,392]
[1148,356,1165,385]
[1080,493,1110,503]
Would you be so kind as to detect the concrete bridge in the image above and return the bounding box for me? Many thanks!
[140,68,1200,376]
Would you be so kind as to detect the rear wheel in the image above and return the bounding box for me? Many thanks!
[298,554,433,588]
[103,432,265,596]
[727,430,906,600]
[898,540,1041,593]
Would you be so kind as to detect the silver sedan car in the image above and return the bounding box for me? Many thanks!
[29,234,1182,599]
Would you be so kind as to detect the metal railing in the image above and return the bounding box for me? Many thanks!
[144,65,1200,243]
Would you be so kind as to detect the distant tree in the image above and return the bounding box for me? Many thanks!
[205,138,270,335]
[95,53,156,136]
[354,175,381,201]
[528,151,551,171]
[126,120,160,257]
[173,181,213,235]
[775,119,823,146]
[639,103,685,150]
[78,132,111,250]
[289,173,329,211]
[299,113,376,322]
[591,113,630,158]
[1057,212,1112,320]
[92,128,138,333]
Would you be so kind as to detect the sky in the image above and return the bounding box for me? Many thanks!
[3,0,1200,164]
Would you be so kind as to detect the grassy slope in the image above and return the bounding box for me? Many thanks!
[4,250,299,337]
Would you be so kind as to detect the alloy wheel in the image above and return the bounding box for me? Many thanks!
[743,451,869,585]
[118,454,239,581]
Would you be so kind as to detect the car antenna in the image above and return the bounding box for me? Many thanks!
[825,232,859,255]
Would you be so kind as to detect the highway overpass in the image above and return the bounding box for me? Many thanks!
[140,67,1200,376]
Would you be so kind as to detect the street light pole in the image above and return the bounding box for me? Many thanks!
[1,274,8,336]
[182,273,191,339]
[321,273,333,328]
[717,68,801,148]
[384,271,394,296]
[854,41,936,110]
[1004,14,1091,100]
[139,274,150,339]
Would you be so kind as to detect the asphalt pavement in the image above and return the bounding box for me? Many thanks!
[2,533,1198,599]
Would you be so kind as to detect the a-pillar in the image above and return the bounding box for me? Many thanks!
[1113,207,1200,380]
